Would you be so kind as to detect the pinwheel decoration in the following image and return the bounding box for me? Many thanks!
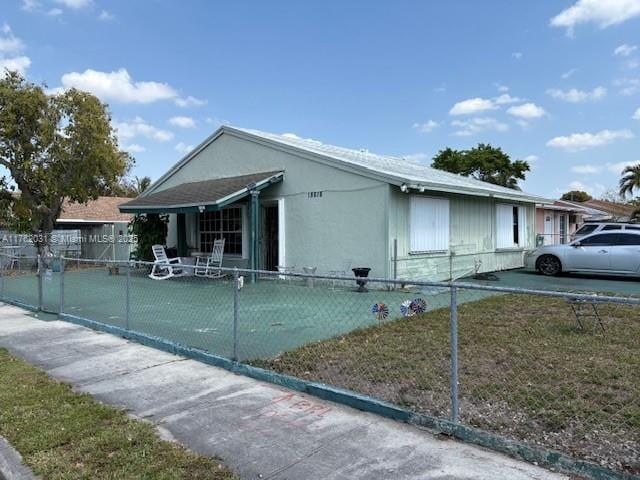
[410,298,427,315]
[371,303,389,322]
[400,300,415,317]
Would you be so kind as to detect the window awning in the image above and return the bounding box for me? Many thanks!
[119,171,284,214]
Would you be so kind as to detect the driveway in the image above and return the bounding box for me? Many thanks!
[466,267,639,297]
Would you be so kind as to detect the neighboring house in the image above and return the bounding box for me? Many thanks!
[120,126,546,281]
[56,197,134,260]
[535,201,589,245]
[555,199,637,223]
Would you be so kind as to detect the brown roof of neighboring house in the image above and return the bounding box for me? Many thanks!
[58,197,133,223]
[582,199,636,217]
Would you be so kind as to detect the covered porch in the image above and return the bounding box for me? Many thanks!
[119,171,284,279]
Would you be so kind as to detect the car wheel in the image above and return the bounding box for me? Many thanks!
[537,255,561,276]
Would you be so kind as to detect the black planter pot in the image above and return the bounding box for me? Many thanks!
[352,267,371,293]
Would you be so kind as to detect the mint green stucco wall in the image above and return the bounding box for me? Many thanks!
[388,188,536,281]
[157,132,390,277]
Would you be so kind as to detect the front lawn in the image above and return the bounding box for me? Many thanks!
[0,348,236,480]
[253,293,640,475]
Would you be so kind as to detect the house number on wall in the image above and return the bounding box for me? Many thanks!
[307,191,323,199]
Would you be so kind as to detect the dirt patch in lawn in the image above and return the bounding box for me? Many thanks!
[253,293,640,475]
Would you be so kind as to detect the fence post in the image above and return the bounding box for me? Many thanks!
[59,256,65,317]
[450,285,459,423]
[125,262,131,331]
[0,255,4,302]
[232,268,239,361]
[37,254,43,311]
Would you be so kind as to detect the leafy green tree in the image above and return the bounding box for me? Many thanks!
[431,144,529,189]
[560,190,592,202]
[129,214,168,261]
[619,164,640,198]
[0,71,129,253]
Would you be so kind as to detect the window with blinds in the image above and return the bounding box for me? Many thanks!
[409,196,450,253]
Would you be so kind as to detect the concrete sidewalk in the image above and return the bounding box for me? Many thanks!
[0,303,565,480]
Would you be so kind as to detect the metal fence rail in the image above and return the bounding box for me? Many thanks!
[0,254,638,478]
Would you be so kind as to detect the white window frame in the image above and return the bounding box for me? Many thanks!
[409,195,450,254]
[496,203,528,249]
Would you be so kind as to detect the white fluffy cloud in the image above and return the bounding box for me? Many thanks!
[614,43,638,56]
[0,56,31,75]
[168,116,196,128]
[494,93,521,105]
[550,0,640,36]
[412,120,439,133]
[0,24,30,76]
[175,142,194,155]
[571,161,638,174]
[561,68,578,79]
[506,103,546,119]
[122,143,145,153]
[60,68,178,104]
[174,95,207,107]
[54,0,92,9]
[546,86,606,102]
[449,97,498,116]
[524,155,539,162]
[634,107,640,119]
[547,129,634,151]
[0,24,25,54]
[451,117,508,136]
[114,117,174,142]
[615,77,640,95]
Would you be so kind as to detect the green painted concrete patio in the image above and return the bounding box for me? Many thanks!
[2,268,489,361]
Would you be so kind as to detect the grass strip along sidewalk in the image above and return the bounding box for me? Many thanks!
[254,293,640,475]
[0,348,236,480]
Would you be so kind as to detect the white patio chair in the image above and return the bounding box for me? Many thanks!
[328,259,353,289]
[195,238,226,279]
[148,245,187,280]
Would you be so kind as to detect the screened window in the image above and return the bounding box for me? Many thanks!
[602,225,622,231]
[409,196,450,252]
[497,204,528,249]
[199,207,243,256]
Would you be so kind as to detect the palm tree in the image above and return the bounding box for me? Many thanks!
[134,176,152,194]
[619,163,640,198]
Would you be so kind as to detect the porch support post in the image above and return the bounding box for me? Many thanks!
[177,213,187,257]
[249,190,260,283]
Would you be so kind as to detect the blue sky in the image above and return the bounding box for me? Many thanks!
[2,0,640,199]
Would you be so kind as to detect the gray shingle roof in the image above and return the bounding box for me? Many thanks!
[230,127,546,203]
[120,171,282,212]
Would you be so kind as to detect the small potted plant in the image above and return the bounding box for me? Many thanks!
[108,265,120,275]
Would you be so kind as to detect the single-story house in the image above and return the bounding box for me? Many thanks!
[120,126,547,281]
[535,201,589,245]
[56,197,134,260]
[553,199,637,223]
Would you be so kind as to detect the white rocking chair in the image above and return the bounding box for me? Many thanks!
[195,238,226,279]
[148,245,187,280]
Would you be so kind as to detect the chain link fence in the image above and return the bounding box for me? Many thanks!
[0,254,638,477]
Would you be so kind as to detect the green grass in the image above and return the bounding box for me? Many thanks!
[0,348,236,480]
[253,294,640,474]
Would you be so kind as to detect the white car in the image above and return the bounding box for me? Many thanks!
[573,222,640,239]
[526,230,640,277]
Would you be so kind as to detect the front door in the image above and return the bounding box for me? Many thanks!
[544,214,553,244]
[261,204,279,271]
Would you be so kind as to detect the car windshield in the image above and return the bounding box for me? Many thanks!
[575,224,598,235]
